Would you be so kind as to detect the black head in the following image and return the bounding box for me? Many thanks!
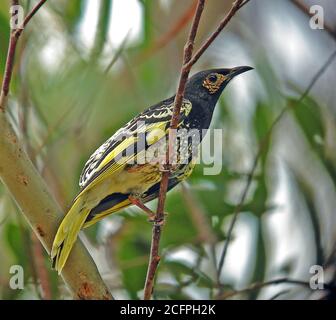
[184,66,253,103]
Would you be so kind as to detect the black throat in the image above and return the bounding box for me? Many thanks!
[184,93,218,132]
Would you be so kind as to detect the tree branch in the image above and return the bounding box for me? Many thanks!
[0,0,113,299]
[185,0,250,70]
[217,49,336,282]
[143,0,248,300]
[218,277,335,299]
[1,0,47,101]
[19,0,48,32]
[143,0,206,300]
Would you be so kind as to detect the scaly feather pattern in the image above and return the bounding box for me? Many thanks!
[51,67,253,273]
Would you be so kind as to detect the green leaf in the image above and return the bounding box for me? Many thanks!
[91,0,113,59]
[0,11,9,77]
[6,223,25,262]
[290,96,324,152]
[248,218,266,299]
[60,0,85,35]
[253,102,273,165]
[287,168,324,266]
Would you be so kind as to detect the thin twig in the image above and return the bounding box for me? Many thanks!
[143,0,248,300]
[217,49,336,282]
[104,32,131,74]
[0,0,47,107]
[238,0,252,10]
[185,0,250,70]
[218,277,335,299]
[143,0,206,300]
[19,0,47,32]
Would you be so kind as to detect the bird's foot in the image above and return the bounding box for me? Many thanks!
[158,162,178,174]
[128,196,168,226]
[128,195,156,221]
[154,217,165,227]
[152,212,168,226]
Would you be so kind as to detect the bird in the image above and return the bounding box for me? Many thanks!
[51,66,253,273]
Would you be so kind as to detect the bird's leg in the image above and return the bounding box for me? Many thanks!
[128,195,166,226]
[128,195,156,222]
[158,162,170,173]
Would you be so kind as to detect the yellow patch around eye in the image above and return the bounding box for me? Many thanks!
[202,73,227,94]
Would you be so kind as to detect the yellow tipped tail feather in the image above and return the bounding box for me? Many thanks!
[51,197,90,274]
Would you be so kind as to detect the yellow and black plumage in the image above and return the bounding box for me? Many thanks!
[51,66,253,273]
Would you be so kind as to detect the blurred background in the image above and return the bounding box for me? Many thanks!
[0,0,336,300]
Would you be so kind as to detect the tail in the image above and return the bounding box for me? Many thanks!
[51,196,90,274]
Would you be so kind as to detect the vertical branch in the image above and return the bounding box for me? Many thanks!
[0,0,19,105]
[143,0,206,300]
[1,0,47,107]
[143,0,248,300]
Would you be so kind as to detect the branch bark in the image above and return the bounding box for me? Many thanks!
[143,0,206,300]
[143,0,248,300]
[0,0,113,299]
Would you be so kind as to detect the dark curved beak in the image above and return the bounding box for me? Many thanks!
[229,66,254,77]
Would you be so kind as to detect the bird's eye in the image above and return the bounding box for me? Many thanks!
[208,74,218,83]
[203,73,227,94]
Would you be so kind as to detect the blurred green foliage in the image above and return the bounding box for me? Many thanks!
[0,0,335,300]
